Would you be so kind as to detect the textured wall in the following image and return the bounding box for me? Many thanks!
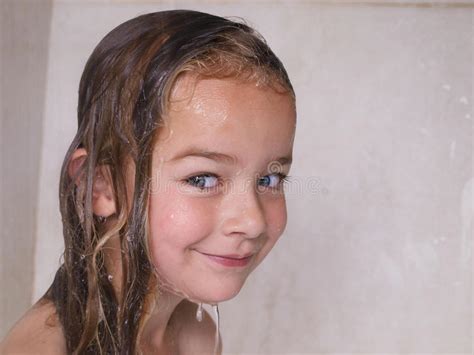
[2,0,472,353]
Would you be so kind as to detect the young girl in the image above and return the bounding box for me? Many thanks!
[1,9,296,354]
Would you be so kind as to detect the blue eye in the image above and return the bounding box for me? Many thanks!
[184,172,290,191]
[185,174,219,190]
[259,173,289,189]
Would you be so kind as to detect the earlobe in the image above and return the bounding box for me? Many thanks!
[68,148,116,218]
[92,165,117,218]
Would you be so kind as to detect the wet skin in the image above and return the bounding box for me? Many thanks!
[147,74,297,304]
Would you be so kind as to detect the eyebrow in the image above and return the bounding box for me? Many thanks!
[167,146,292,166]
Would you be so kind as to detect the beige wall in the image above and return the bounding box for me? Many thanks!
[1,0,472,353]
[1,0,53,338]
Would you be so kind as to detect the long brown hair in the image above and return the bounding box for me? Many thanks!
[44,10,294,354]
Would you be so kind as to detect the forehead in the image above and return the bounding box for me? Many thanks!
[155,74,296,165]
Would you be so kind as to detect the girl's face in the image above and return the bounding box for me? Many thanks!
[147,74,296,303]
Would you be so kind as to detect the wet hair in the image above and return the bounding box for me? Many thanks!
[43,9,294,354]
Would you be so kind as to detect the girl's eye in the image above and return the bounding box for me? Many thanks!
[185,174,219,190]
[258,173,290,189]
[184,173,291,191]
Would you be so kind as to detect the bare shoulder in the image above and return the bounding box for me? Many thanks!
[0,298,66,355]
[173,300,222,355]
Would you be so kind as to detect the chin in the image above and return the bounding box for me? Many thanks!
[195,279,247,304]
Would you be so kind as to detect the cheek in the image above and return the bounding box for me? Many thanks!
[256,197,288,261]
[267,196,288,241]
[147,187,214,268]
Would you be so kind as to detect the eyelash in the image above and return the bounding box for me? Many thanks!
[183,173,291,191]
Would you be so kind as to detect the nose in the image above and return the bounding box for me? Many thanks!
[220,182,267,239]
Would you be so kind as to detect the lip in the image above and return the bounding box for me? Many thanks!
[198,251,254,267]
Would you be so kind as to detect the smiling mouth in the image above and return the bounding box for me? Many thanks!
[202,252,253,259]
[197,251,254,267]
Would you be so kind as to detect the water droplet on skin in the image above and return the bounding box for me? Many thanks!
[196,303,203,322]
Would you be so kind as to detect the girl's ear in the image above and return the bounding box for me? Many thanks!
[68,148,88,185]
[68,148,116,218]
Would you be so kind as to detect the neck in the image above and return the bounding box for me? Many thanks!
[139,288,185,353]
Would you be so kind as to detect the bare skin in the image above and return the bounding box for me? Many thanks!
[0,299,219,354]
[0,299,66,354]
